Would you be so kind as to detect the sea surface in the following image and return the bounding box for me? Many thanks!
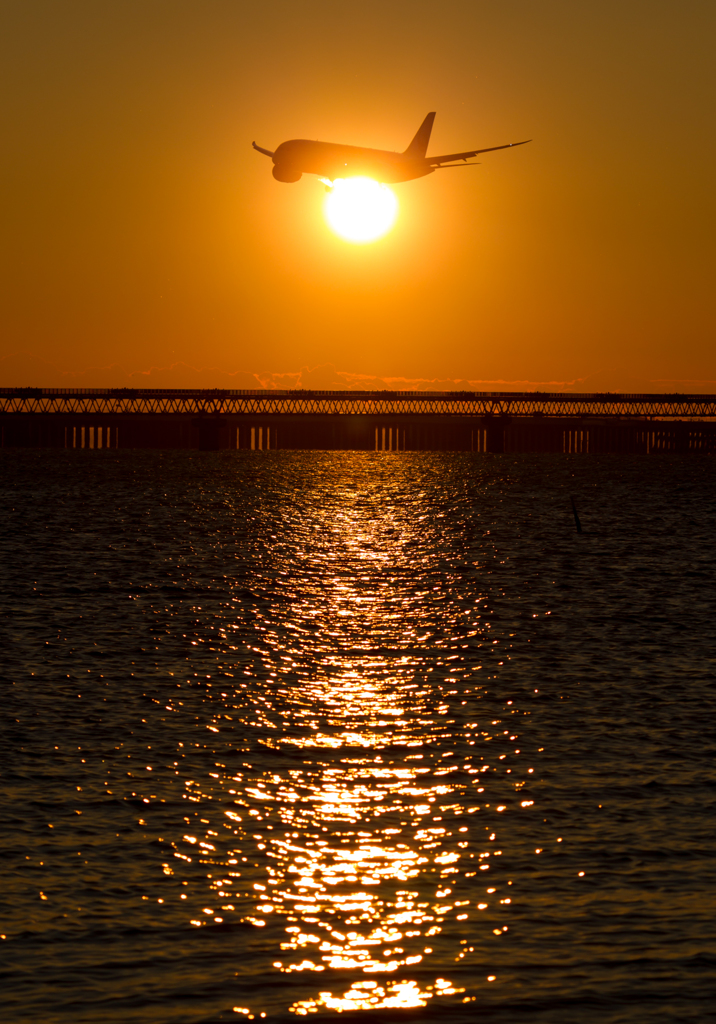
[1,450,715,1024]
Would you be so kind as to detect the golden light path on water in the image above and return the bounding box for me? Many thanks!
[6,452,715,1024]
[154,462,539,1018]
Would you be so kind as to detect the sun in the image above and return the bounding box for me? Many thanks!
[324,177,398,243]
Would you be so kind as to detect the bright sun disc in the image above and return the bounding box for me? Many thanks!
[324,177,398,243]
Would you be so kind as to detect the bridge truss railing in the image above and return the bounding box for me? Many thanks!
[2,389,716,419]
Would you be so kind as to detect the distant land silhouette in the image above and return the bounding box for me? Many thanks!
[2,352,715,395]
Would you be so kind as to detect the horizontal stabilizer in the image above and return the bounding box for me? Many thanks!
[252,141,275,158]
[434,162,481,169]
[428,139,531,167]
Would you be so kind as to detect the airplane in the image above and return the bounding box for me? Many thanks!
[252,112,530,184]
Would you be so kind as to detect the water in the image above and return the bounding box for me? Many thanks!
[1,450,715,1024]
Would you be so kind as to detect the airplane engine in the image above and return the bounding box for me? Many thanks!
[272,163,302,183]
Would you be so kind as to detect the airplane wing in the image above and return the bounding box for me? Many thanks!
[252,142,275,158]
[428,139,530,166]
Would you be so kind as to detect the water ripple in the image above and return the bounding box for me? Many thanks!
[1,451,714,1023]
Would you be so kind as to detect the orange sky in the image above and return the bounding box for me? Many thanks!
[1,0,715,391]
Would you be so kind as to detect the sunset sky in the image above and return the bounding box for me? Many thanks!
[2,0,715,391]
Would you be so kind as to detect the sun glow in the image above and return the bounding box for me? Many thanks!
[324,177,398,243]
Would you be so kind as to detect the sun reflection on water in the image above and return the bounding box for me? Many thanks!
[145,467,539,1015]
[290,976,463,1016]
[168,666,530,1014]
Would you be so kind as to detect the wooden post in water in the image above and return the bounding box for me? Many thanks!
[570,495,583,534]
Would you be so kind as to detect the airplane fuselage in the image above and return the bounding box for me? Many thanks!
[272,140,433,184]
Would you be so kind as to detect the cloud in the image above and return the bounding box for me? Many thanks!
[2,352,715,394]
[0,353,265,390]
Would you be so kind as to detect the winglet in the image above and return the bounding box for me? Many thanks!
[404,112,436,158]
[252,141,275,158]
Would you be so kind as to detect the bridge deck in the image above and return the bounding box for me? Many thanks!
[2,388,716,418]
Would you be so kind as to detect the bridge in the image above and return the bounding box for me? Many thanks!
[2,388,716,453]
[2,388,716,418]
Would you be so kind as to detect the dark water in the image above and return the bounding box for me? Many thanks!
[2,450,715,1024]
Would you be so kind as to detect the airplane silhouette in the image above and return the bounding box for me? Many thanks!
[252,112,530,184]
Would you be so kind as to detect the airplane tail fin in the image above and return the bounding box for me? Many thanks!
[404,112,435,158]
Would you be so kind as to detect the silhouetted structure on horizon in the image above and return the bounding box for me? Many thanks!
[2,388,715,453]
